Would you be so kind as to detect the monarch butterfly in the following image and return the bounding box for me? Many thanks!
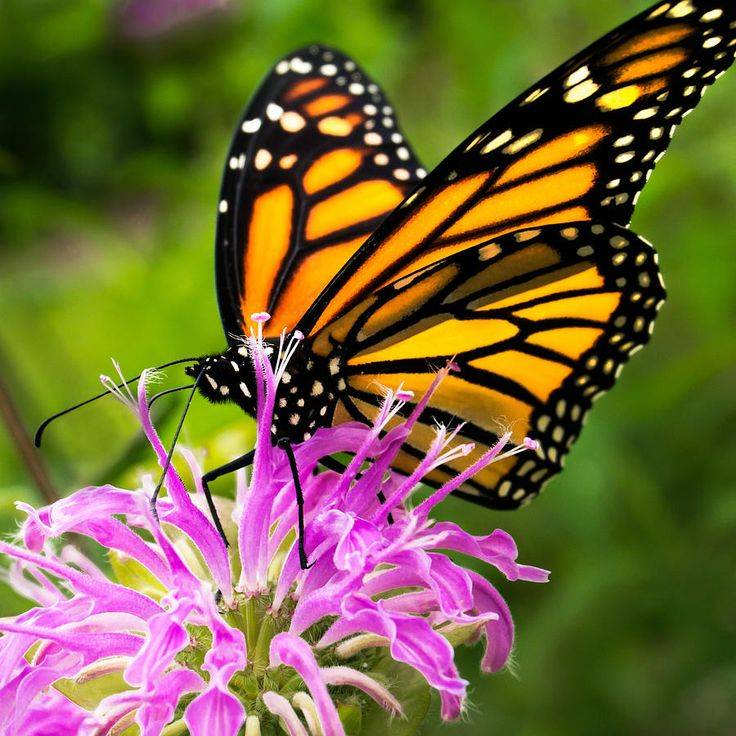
[36,1,736,537]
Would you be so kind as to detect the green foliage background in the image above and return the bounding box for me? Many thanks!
[1,1,735,734]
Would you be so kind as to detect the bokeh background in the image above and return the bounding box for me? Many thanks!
[1,1,735,734]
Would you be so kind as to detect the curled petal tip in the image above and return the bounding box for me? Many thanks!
[523,437,539,451]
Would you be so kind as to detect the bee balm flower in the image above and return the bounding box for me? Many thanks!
[0,324,547,735]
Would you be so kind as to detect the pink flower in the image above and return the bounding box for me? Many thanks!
[0,319,548,735]
[117,0,232,40]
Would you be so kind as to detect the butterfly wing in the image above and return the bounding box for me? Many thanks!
[316,222,666,507]
[299,1,735,336]
[215,45,425,341]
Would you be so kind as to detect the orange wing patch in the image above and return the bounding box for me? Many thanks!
[444,165,597,238]
[306,180,404,240]
[350,318,518,366]
[242,185,294,319]
[303,149,363,193]
[613,48,688,84]
[447,243,562,305]
[304,95,352,117]
[513,292,620,322]
[496,126,608,185]
[268,238,366,334]
[350,371,534,440]
[358,266,457,344]
[476,263,605,311]
[285,77,328,101]
[527,327,604,360]
[603,23,693,63]
[469,351,573,402]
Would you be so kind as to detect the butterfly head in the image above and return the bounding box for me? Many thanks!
[186,346,256,414]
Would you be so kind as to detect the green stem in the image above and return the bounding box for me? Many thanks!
[243,597,259,655]
[252,613,277,677]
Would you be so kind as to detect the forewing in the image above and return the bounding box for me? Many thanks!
[317,222,666,507]
[215,45,424,341]
[300,1,734,336]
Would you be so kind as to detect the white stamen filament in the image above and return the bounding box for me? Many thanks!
[274,330,304,384]
[381,384,413,427]
[494,437,539,463]
[434,442,475,469]
[99,360,136,410]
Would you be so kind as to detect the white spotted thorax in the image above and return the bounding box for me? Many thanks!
[188,318,342,443]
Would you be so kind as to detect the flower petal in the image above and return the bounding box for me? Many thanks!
[270,632,345,736]
[262,691,308,736]
[184,684,245,736]
[321,665,402,716]
[467,570,516,673]
[125,609,190,687]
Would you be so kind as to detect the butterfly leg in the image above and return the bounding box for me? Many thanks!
[200,449,255,546]
[277,438,313,570]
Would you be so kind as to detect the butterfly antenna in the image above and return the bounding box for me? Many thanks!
[147,384,195,410]
[34,357,199,448]
[149,366,205,521]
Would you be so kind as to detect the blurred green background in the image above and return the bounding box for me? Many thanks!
[1,1,735,734]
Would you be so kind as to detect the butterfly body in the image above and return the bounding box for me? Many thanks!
[197,1,734,509]
[190,342,343,443]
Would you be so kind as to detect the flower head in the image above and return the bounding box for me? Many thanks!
[0,320,548,735]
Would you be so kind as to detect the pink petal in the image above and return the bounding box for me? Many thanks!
[429,522,550,582]
[125,610,190,687]
[262,691,308,736]
[184,684,245,736]
[320,666,402,715]
[136,668,204,735]
[320,596,467,707]
[467,570,515,672]
[270,633,345,736]
[9,687,94,736]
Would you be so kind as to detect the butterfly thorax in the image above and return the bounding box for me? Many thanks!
[188,342,341,443]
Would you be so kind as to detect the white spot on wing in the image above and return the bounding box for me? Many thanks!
[266,103,283,121]
[480,129,513,154]
[280,111,306,132]
[242,118,262,134]
[255,149,272,170]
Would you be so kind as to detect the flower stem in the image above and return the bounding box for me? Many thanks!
[253,613,277,677]
[243,597,259,655]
